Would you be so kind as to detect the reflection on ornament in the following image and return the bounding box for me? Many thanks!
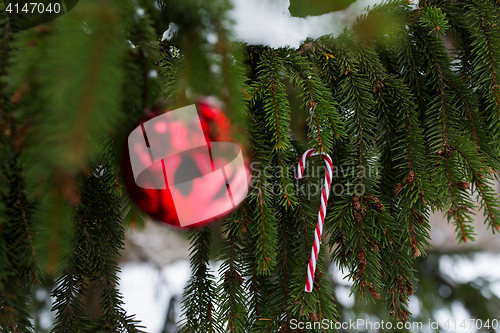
[121,99,249,228]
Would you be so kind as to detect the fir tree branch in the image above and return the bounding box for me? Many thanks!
[216,211,247,333]
[414,21,477,242]
[455,149,500,233]
[180,228,219,333]
[51,139,144,333]
[285,52,343,153]
[0,154,36,332]
[468,0,500,136]
[249,48,296,206]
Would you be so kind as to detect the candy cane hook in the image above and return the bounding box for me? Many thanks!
[296,148,333,292]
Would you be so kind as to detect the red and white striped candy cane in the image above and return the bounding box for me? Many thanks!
[296,148,333,292]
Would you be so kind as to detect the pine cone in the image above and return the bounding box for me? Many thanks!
[406,283,414,296]
[354,212,363,223]
[352,195,361,210]
[309,313,319,322]
[407,171,415,184]
[369,287,381,299]
[395,183,404,196]
[455,181,470,190]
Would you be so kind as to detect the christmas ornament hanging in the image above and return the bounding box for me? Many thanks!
[296,148,333,292]
[121,98,249,228]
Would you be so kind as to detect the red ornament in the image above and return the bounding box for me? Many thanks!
[121,98,249,228]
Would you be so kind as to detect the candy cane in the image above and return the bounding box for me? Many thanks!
[296,148,333,292]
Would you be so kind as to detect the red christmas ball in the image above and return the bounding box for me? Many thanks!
[121,98,249,229]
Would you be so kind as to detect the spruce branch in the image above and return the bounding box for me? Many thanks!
[413,21,478,242]
[466,0,500,138]
[248,48,297,207]
[0,153,37,332]
[179,228,220,333]
[51,139,144,333]
[284,51,344,153]
[216,211,248,333]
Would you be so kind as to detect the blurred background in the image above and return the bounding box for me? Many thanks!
[28,184,500,332]
[109,188,500,333]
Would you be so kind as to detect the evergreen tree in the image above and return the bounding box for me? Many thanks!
[1,0,500,332]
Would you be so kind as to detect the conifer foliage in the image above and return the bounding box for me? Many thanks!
[1,0,500,331]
